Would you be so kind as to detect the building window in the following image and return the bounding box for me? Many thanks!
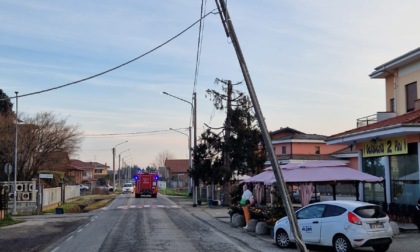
[390,98,395,112]
[315,146,320,155]
[82,171,87,177]
[390,143,419,204]
[406,82,417,112]
[281,146,286,154]
[95,169,102,174]
[362,157,386,203]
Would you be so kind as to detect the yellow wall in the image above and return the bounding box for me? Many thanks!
[395,68,420,115]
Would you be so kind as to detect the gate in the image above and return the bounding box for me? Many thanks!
[0,185,9,219]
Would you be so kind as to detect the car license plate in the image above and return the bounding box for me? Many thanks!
[370,223,384,228]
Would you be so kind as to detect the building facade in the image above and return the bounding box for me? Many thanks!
[164,159,189,188]
[327,48,420,211]
[270,127,349,165]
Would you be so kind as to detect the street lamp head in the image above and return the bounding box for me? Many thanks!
[114,140,128,149]
[161,91,193,107]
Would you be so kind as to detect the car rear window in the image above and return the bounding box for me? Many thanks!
[354,206,386,218]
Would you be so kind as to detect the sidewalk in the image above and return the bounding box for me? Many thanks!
[168,196,419,235]
[167,196,275,244]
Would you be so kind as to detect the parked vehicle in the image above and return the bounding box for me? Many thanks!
[79,184,89,191]
[292,188,320,203]
[122,183,134,194]
[274,200,393,252]
[134,172,159,198]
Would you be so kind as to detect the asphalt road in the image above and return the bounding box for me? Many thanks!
[2,194,420,252]
[0,194,278,252]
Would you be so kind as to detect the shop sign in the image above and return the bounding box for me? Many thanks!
[363,137,407,157]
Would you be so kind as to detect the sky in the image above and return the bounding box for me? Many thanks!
[2,0,420,169]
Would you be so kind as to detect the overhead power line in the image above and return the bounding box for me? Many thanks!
[4,9,217,101]
[83,127,189,138]
[193,0,207,93]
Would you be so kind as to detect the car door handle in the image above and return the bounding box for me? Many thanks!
[312,221,319,224]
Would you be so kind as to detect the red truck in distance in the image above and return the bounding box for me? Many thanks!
[134,172,159,198]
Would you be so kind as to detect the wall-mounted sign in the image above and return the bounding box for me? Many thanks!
[39,173,53,179]
[4,163,12,175]
[363,137,408,157]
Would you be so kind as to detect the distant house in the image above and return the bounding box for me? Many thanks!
[70,159,96,182]
[69,160,109,182]
[38,152,83,184]
[90,162,109,180]
[164,159,189,187]
[270,127,350,165]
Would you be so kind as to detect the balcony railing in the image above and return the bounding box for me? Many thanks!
[357,114,377,128]
[357,112,396,128]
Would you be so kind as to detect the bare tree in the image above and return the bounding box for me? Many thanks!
[0,114,16,181]
[153,150,174,168]
[8,112,82,180]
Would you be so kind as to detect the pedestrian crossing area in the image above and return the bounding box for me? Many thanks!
[116,204,181,210]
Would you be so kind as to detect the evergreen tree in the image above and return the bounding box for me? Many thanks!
[191,80,266,204]
[0,89,13,117]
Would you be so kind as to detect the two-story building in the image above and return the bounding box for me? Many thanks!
[90,162,109,180]
[39,152,83,184]
[270,127,350,165]
[326,48,420,213]
[70,159,95,182]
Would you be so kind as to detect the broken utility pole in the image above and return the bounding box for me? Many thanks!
[215,1,308,251]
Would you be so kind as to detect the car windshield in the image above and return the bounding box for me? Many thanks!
[123,184,132,187]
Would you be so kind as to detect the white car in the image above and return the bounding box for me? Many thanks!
[122,183,134,194]
[79,184,89,191]
[274,200,393,252]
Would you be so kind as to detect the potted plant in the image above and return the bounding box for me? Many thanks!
[265,203,287,238]
[228,204,243,222]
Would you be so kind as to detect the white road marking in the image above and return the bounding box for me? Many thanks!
[65,235,74,242]
[116,205,181,209]
[51,247,61,252]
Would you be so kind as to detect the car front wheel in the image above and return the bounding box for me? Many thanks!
[275,229,290,248]
[333,235,352,252]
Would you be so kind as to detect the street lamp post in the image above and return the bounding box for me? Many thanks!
[112,141,127,190]
[169,127,192,195]
[122,158,133,183]
[118,149,130,187]
[163,91,198,207]
[13,91,18,215]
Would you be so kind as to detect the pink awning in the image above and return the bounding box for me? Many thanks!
[243,170,277,185]
[243,160,383,184]
[281,166,383,183]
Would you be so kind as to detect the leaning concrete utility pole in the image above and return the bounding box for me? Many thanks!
[215,1,307,251]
